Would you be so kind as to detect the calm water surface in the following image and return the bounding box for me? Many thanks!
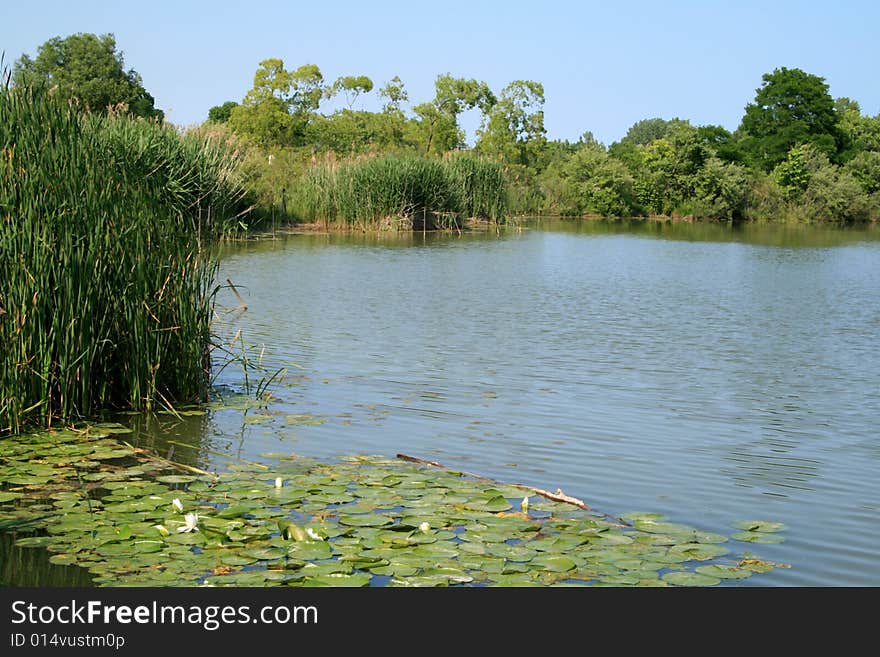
[192,219,880,586]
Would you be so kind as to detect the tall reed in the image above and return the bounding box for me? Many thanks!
[444,153,507,221]
[84,111,248,235]
[0,86,243,433]
[292,154,507,227]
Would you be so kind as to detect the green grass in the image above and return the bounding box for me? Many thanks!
[292,153,507,228]
[0,85,245,433]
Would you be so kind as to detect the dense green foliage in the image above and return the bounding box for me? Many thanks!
[214,55,879,225]
[740,67,843,171]
[292,154,505,228]
[0,85,246,433]
[207,100,238,123]
[10,33,880,231]
[13,33,163,120]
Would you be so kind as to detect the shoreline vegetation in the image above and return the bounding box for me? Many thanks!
[3,33,880,430]
[3,32,879,431]
[208,59,880,232]
[0,84,247,433]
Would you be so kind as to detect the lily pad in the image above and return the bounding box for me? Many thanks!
[15,536,55,548]
[731,532,785,544]
[338,514,394,527]
[302,572,372,587]
[288,541,333,560]
[668,543,730,561]
[530,555,577,572]
[662,572,722,587]
[156,475,197,484]
[695,565,753,580]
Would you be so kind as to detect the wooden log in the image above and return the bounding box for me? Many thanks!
[396,453,591,511]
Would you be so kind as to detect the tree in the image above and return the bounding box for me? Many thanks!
[379,76,408,113]
[739,67,843,170]
[13,32,162,119]
[476,80,546,167]
[616,123,709,214]
[696,124,741,163]
[328,75,374,109]
[411,74,496,154]
[690,157,750,221]
[541,143,637,217]
[228,59,325,147]
[843,151,880,194]
[619,117,689,146]
[836,97,880,157]
[208,101,238,123]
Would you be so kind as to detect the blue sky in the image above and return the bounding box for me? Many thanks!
[3,1,879,144]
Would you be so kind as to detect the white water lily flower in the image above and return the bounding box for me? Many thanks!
[305,528,324,541]
[419,522,431,534]
[171,498,183,513]
[520,496,530,512]
[177,513,199,533]
[152,524,170,537]
[274,477,283,489]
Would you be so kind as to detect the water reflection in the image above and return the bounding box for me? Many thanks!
[0,530,94,587]
[128,219,880,585]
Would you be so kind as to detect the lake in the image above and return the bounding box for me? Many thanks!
[176,219,879,586]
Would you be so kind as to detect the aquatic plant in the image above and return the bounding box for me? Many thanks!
[292,154,506,228]
[0,85,244,432]
[0,427,788,587]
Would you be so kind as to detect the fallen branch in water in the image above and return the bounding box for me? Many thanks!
[227,278,248,311]
[396,453,591,511]
[396,453,444,468]
[166,440,269,469]
[123,442,217,478]
[512,484,589,510]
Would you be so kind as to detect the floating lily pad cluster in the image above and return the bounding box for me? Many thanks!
[0,427,788,586]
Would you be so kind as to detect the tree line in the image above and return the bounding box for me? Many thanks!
[14,33,880,223]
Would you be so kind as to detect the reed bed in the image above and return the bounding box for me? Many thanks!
[0,86,245,433]
[292,154,507,228]
[444,154,507,221]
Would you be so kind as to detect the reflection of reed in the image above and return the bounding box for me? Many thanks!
[0,531,94,587]
[121,412,211,470]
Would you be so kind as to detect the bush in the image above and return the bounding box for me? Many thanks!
[690,157,751,221]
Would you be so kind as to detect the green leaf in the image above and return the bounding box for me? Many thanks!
[48,553,80,565]
[288,541,333,561]
[302,572,372,587]
[221,554,258,566]
[668,543,730,561]
[662,572,722,586]
[530,555,577,572]
[466,495,512,512]
[487,574,542,586]
[338,514,394,527]
[695,565,753,580]
[156,475,197,484]
[731,532,785,544]
[15,536,55,548]
[418,567,474,584]
[240,547,287,560]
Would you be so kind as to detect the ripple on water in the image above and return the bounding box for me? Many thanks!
[207,221,880,585]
